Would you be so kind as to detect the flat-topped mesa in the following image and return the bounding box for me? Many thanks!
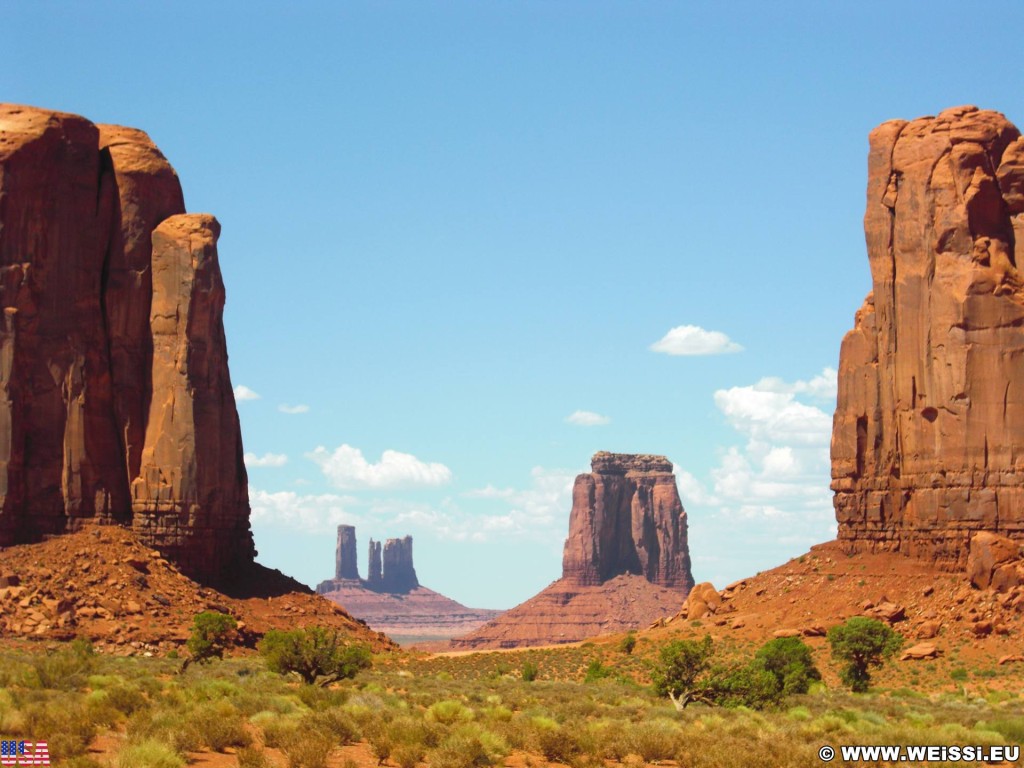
[562,451,693,589]
[590,452,674,475]
[832,106,1024,568]
[0,104,253,582]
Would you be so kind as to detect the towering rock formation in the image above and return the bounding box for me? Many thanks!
[316,526,499,644]
[453,451,693,649]
[367,539,383,588]
[381,536,419,593]
[0,104,253,581]
[334,525,359,581]
[562,452,692,588]
[832,106,1024,568]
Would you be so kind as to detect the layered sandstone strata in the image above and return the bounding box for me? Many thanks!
[453,452,693,648]
[0,104,252,581]
[563,452,693,588]
[832,106,1024,567]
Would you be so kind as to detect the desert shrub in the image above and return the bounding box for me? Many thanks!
[627,719,678,762]
[115,740,185,768]
[22,699,97,760]
[185,700,252,751]
[426,699,474,725]
[534,720,582,764]
[260,627,371,685]
[279,732,333,768]
[950,667,969,682]
[393,743,425,768]
[28,640,97,690]
[184,611,237,669]
[619,633,637,655]
[583,660,611,683]
[237,747,275,768]
[827,617,903,692]
[521,661,539,682]
[301,708,360,744]
[429,732,492,768]
[978,716,1024,744]
[367,727,393,765]
[257,715,301,749]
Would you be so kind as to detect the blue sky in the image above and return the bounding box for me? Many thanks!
[6,2,1024,609]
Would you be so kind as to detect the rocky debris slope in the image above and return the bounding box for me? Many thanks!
[452,452,692,649]
[832,106,1024,568]
[316,526,498,643]
[641,540,1024,651]
[0,104,252,582]
[0,522,393,655]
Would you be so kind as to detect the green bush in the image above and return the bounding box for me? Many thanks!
[583,659,611,683]
[185,612,237,668]
[827,617,903,692]
[619,633,637,655]
[752,636,821,696]
[115,740,185,768]
[521,661,539,682]
[259,627,371,685]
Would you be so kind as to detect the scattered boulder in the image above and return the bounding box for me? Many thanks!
[681,582,722,620]
[967,532,1023,591]
[864,601,906,624]
[917,620,942,639]
[900,642,942,661]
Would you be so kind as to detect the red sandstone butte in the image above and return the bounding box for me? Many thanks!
[0,104,252,582]
[832,106,1024,568]
[452,452,694,649]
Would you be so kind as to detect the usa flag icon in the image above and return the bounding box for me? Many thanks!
[0,741,49,767]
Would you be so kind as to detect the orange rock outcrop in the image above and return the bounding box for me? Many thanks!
[0,104,252,581]
[452,452,693,649]
[833,106,1024,567]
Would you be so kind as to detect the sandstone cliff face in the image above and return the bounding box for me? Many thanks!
[832,106,1024,567]
[453,451,693,649]
[381,536,418,593]
[0,104,252,581]
[563,452,693,589]
[335,525,359,581]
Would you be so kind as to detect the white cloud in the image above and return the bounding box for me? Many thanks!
[707,369,836,525]
[462,466,577,537]
[279,404,310,414]
[308,444,453,490]
[234,385,261,401]
[565,410,611,427]
[679,368,838,589]
[249,488,360,533]
[650,325,743,356]
[244,452,288,468]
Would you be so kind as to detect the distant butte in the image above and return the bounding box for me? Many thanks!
[451,451,694,649]
[316,526,501,644]
[832,106,1024,567]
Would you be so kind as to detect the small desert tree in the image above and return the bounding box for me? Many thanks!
[752,636,821,696]
[260,626,371,685]
[183,611,237,671]
[652,634,716,709]
[827,617,903,692]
